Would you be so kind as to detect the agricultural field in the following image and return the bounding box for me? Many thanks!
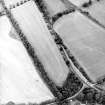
[82,0,105,27]
[0,15,54,104]
[43,0,67,17]
[0,0,105,105]
[54,11,105,83]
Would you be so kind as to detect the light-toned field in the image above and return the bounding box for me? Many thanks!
[0,13,54,105]
[68,0,105,27]
[68,0,89,7]
[83,0,105,27]
[54,11,105,83]
[4,0,22,8]
[11,0,69,86]
[43,0,67,16]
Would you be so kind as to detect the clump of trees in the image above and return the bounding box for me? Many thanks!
[76,87,105,105]
[57,72,83,100]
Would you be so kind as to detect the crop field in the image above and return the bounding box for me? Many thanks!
[54,11,105,82]
[1,0,105,105]
[0,15,55,104]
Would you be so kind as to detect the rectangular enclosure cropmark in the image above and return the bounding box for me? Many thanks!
[54,11,105,83]
[0,16,54,104]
